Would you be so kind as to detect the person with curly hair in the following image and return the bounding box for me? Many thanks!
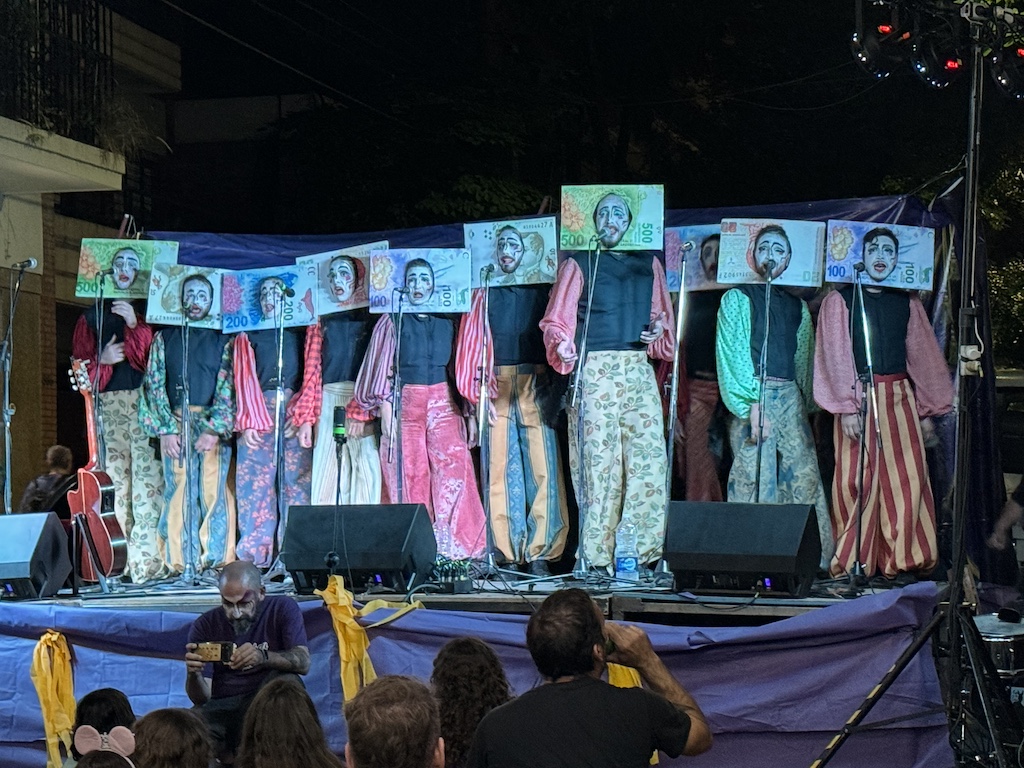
[431,637,512,768]
[235,677,341,768]
[131,708,212,768]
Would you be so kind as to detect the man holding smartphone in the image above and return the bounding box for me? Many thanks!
[184,561,310,762]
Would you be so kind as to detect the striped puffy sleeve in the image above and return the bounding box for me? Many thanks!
[347,314,395,422]
[455,289,497,406]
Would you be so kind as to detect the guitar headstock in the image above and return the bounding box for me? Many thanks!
[69,358,93,395]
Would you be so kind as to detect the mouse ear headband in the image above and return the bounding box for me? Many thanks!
[74,725,137,768]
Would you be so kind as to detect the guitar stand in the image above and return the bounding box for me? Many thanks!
[70,515,111,596]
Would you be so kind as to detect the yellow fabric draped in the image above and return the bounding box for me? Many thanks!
[315,575,423,702]
[30,630,75,768]
[608,663,658,765]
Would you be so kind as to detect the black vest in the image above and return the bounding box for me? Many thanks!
[247,328,303,392]
[684,290,724,377]
[571,251,654,353]
[398,314,454,386]
[488,285,549,366]
[160,327,229,410]
[737,284,803,381]
[81,301,145,392]
[322,310,375,385]
[840,286,911,376]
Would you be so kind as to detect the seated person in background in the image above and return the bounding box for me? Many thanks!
[18,444,74,514]
[66,688,136,768]
[431,637,513,768]
[344,676,445,768]
[131,708,212,768]
[184,561,310,762]
[236,677,342,768]
[467,588,712,767]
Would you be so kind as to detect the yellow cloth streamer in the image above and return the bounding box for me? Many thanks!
[30,630,75,768]
[315,575,423,702]
[608,663,659,765]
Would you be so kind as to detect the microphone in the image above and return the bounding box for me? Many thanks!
[853,262,867,273]
[11,259,37,271]
[596,228,610,239]
[396,286,410,294]
[281,287,295,298]
[97,267,116,277]
[483,264,495,276]
[333,405,347,445]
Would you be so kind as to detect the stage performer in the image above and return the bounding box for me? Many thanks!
[232,276,311,568]
[348,258,486,560]
[678,234,725,502]
[456,225,568,576]
[184,561,309,762]
[73,245,166,582]
[815,227,952,581]
[290,254,380,507]
[540,191,674,574]
[716,224,832,568]
[139,273,236,573]
[988,478,1024,552]
[466,588,712,767]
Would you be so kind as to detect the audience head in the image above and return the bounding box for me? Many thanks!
[431,637,512,768]
[344,675,444,768]
[46,444,74,476]
[132,708,212,768]
[526,588,606,680]
[73,724,135,768]
[236,677,342,768]
[76,751,136,768]
[71,688,136,759]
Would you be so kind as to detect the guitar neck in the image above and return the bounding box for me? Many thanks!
[80,389,104,471]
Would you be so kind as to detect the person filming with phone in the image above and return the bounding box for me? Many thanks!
[184,561,310,763]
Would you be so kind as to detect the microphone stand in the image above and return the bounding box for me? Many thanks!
[569,238,602,579]
[752,263,775,504]
[389,290,406,503]
[845,266,883,591]
[91,275,110,471]
[476,267,503,578]
[266,293,288,577]
[664,257,687,501]
[1,263,30,514]
[177,311,198,585]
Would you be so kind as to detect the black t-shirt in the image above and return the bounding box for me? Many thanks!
[466,675,692,768]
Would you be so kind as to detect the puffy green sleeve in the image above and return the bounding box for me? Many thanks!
[200,336,235,436]
[716,289,757,420]
[138,332,177,437]
[795,300,816,414]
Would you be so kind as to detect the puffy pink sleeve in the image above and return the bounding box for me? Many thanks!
[648,258,675,362]
[347,315,395,422]
[813,290,861,415]
[906,297,954,417]
[233,332,272,432]
[539,260,583,375]
[455,289,496,405]
[287,319,323,427]
[72,313,112,392]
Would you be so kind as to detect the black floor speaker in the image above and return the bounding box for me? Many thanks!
[0,512,72,599]
[663,501,821,597]
[281,504,437,595]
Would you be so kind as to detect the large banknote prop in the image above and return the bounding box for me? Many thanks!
[559,184,664,251]
[146,262,224,330]
[826,220,936,291]
[368,248,472,314]
[76,239,174,299]
[220,265,317,333]
[665,225,727,293]
[296,240,386,316]
[464,217,558,287]
[717,218,825,288]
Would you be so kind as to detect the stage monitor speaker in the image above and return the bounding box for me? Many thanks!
[281,504,437,595]
[0,512,72,599]
[663,501,821,598]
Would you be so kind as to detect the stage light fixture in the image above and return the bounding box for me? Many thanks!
[990,46,1024,100]
[851,22,912,79]
[911,28,964,88]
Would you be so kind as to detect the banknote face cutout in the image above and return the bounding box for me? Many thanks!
[495,226,526,275]
[862,228,899,282]
[258,276,287,320]
[111,248,141,291]
[327,255,358,303]
[404,259,435,306]
[593,193,632,249]
[699,235,720,281]
[753,225,792,281]
[182,275,214,321]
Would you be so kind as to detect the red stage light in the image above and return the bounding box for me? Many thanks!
[877,24,893,34]
[1016,47,1024,58]
[944,58,961,71]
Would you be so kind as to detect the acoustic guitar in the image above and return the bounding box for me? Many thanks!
[67,359,127,580]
